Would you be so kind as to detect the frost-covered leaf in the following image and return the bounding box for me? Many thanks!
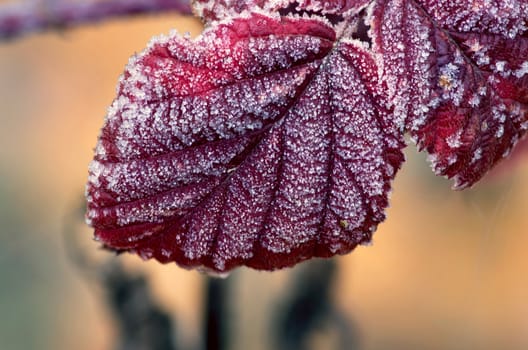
[371,0,528,188]
[293,0,371,14]
[86,11,404,272]
[87,0,528,273]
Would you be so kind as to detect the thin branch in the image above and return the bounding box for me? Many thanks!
[0,0,192,41]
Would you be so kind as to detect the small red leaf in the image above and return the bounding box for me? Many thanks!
[372,0,528,188]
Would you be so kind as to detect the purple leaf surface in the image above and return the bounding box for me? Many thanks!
[86,0,528,273]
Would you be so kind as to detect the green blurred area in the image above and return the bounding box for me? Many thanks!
[0,178,52,350]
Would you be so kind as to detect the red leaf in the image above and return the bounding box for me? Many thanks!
[371,0,528,188]
[87,0,527,272]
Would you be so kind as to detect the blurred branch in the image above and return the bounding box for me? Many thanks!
[63,198,178,350]
[272,259,359,350]
[0,0,192,41]
[203,277,232,350]
[103,261,177,350]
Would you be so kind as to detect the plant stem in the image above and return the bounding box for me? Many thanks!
[204,276,231,350]
[0,0,192,40]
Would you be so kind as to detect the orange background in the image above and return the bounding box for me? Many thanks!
[1,5,528,350]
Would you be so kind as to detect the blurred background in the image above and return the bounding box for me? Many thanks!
[1,1,528,349]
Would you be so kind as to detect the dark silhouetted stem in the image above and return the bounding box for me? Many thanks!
[272,259,358,350]
[204,277,231,350]
[103,262,177,350]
